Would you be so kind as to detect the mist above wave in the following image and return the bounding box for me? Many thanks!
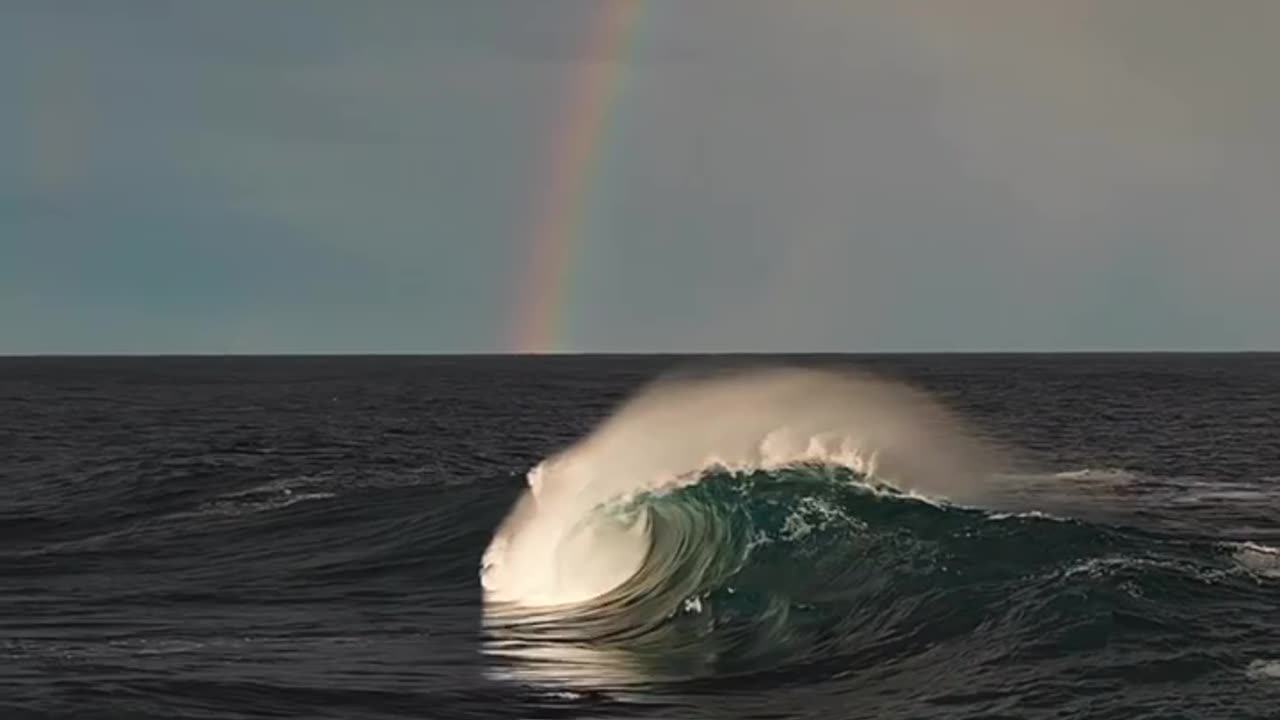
[481,366,1005,607]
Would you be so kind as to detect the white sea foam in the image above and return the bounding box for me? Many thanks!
[1230,542,1280,579]
[1175,482,1277,503]
[1060,555,1228,584]
[778,496,861,542]
[1062,548,1274,586]
[986,510,1065,522]
[1052,468,1140,482]
[1246,659,1280,680]
[1061,556,1151,579]
[196,475,337,517]
[199,491,337,517]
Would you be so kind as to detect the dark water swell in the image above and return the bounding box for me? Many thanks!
[3,355,1280,719]
[483,464,1280,708]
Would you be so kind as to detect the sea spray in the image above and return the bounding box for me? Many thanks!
[481,367,1003,607]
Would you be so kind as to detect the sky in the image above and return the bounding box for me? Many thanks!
[3,0,1278,353]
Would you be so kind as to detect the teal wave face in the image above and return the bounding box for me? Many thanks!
[484,464,1269,686]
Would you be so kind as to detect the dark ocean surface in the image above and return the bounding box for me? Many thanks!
[3,354,1279,719]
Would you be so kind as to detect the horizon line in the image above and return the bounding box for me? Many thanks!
[3,349,1280,359]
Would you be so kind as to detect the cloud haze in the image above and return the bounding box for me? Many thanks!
[2,0,1277,352]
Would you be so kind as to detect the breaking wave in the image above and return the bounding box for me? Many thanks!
[479,367,1277,685]
[481,367,999,607]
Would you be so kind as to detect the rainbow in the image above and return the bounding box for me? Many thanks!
[510,0,646,354]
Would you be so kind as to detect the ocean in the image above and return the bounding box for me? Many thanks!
[3,354,1279,719]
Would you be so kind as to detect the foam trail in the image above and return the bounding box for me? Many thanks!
[481,367,1001,607]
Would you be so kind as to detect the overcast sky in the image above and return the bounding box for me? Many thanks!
[3,1,1278,353]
